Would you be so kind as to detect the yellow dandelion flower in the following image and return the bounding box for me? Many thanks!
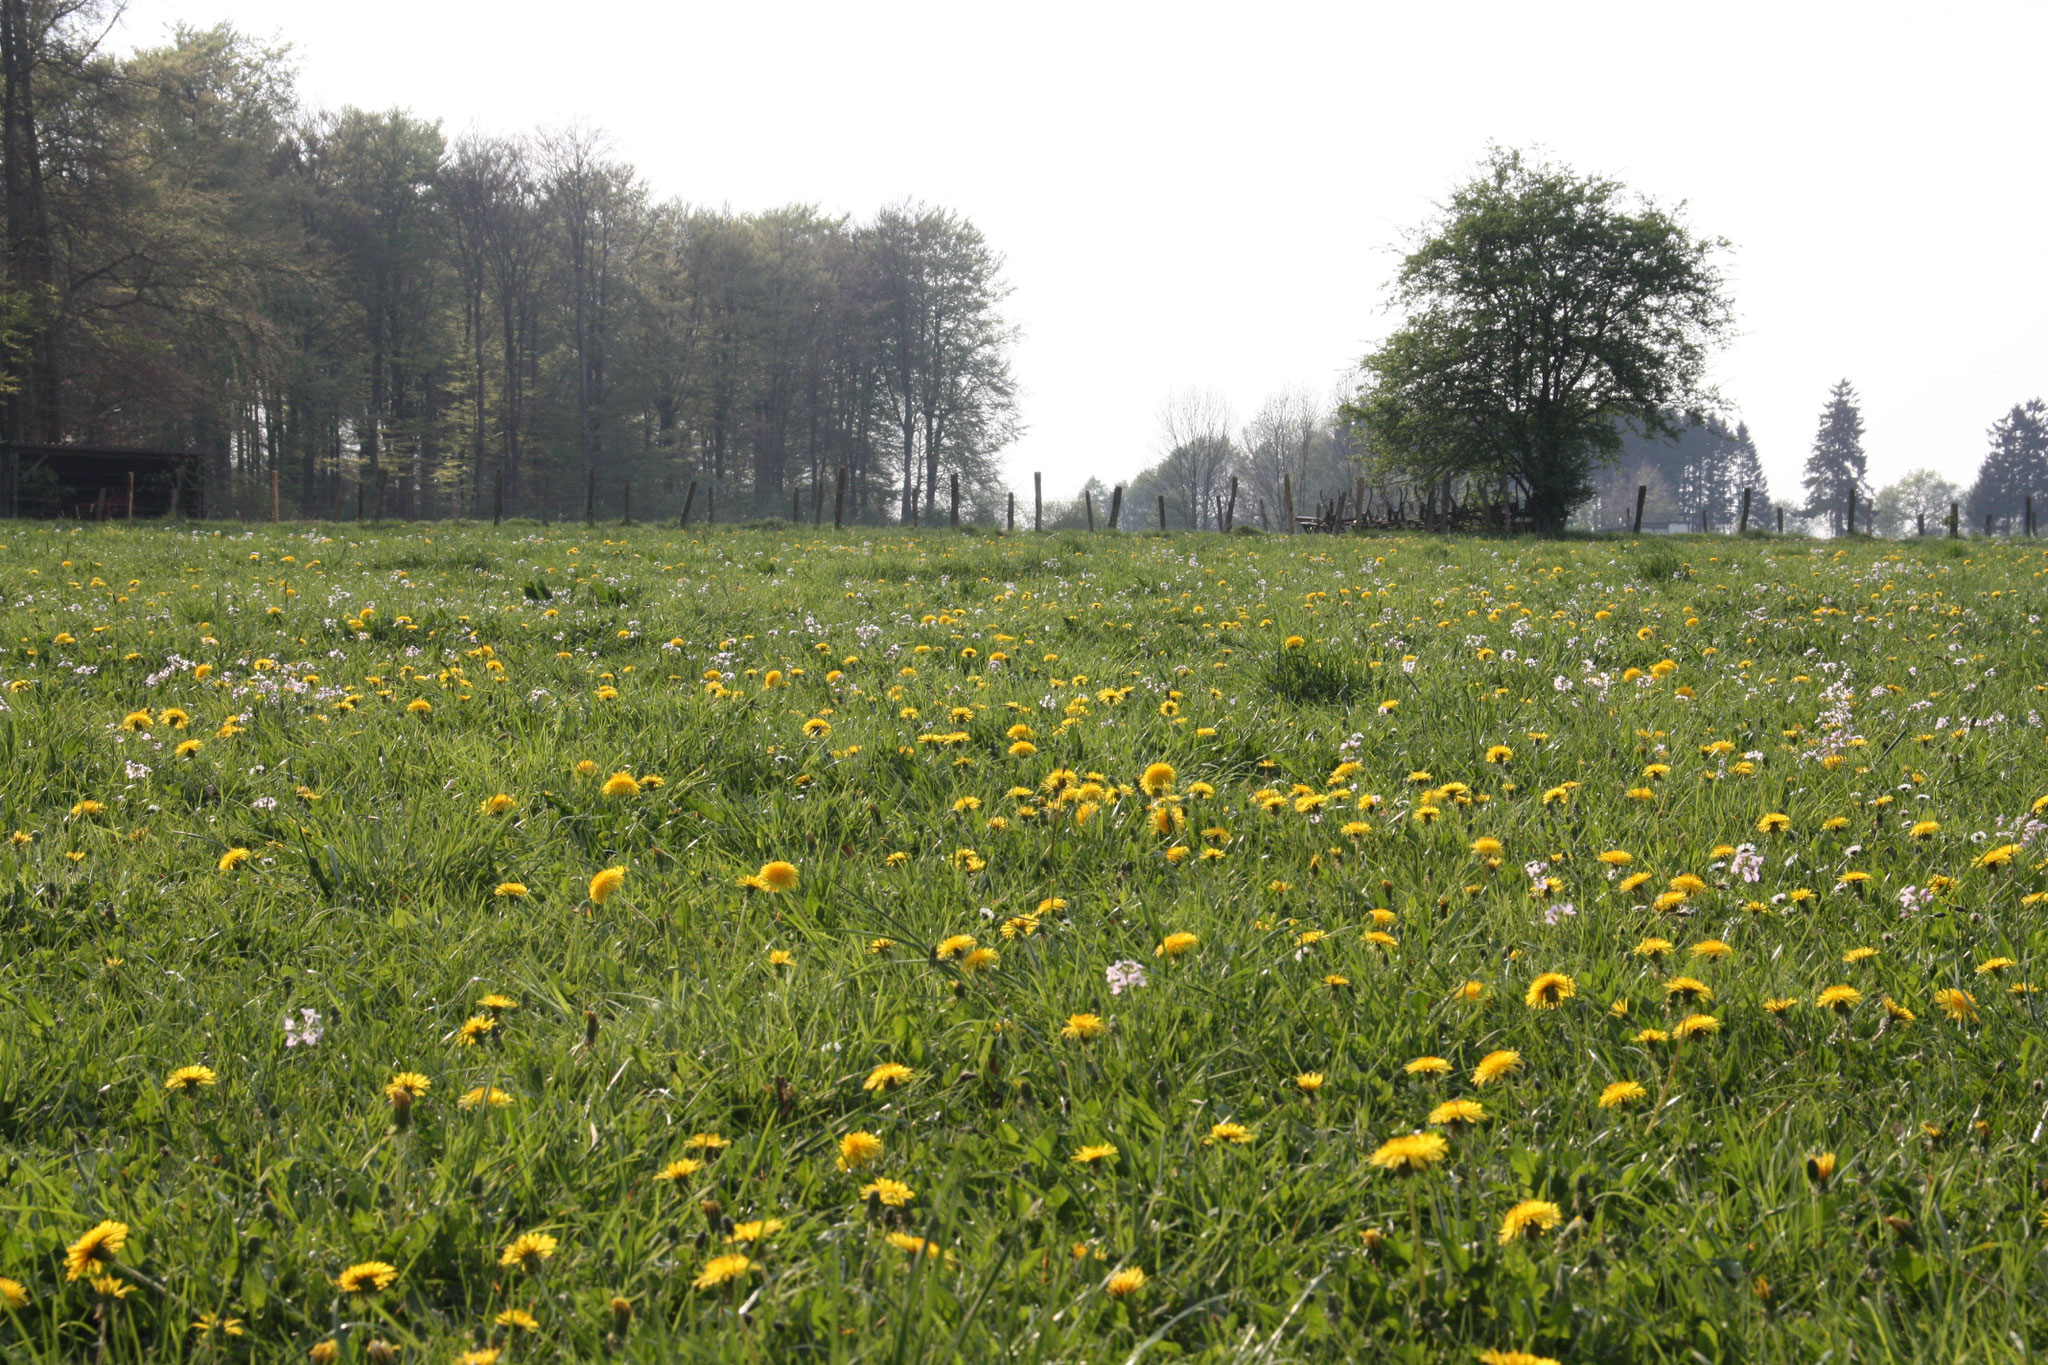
[1664,976,1713,1003]
[863,1062,913,1091]
[1105,1265,1148,1297]
[588,865,626,903]
[64,1221,129,1281]
[692,1253,753,1290]
[499,1231,558,1269]
[1429,1098,1487,1127]
[1472,1050,1521,1086]
[1934,988,1979,1023]
[1598,1080,1646,1109]
[165,1064,217,1094]
[1497,1199,1562,1244]
[1061,1012,1108,1041]
[384,1072,430,1102]
[1524,972,1576,1009]
[333,1261,398,1294]
[1368,1131,1448,1173]
[860,1178,915,1207]
[1478,1349,1561,1365]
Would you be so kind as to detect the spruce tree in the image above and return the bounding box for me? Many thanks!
[1800,380,1869,536]
[1966,399,2048,533]
[1725,422,1769,522]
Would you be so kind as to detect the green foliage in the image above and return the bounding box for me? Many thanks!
[1345,148,1734,531]
[0,522,2043,1362]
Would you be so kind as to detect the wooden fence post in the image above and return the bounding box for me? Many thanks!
[680,480,697,527]
[585,470,595,525]
[1737,487,1751,534]
[623,479,632,524]
[271,468,280,522]
[1282,473,1296,533]
[1846,486,1856,538]
[1084,490,1095,531]
[1225,475,1238,532]
[128,470,135,521]
[1108,485,1122,530]
[1777,506,1784,534]
[1006,490,1014,531]
[707,482,715,525]
[376,469,388,521]
[1949,502,1958,538]
[812,477,824,526]
[833,467,847,530]
[1986,511,1996,537]
[1158,493,1167,531]
[1033,471,1042,531]
[2028,495,2035,537]
[1632,484,1646,534]
[949,472,960,527]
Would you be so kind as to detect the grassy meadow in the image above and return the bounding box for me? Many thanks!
[3,520,2048,1363]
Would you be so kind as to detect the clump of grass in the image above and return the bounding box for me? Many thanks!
[1633,545,1689,582]
[1260,641,1366,705]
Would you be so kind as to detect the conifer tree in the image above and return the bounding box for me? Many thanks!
[1800,380,1869,535]
[1967,399,2048,533]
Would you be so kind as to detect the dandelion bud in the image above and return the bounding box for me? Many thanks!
[700,1199,724,1231]
[310,1343,340,1365]
[1360,1228,1384,1257]
[1753,1276,1771,1303]
[388,1088,413,1132]
[365,1341,398,1365]
[609,1296,633,1331]
[1805,1152,1836,1190]
[583,1009,599,1047]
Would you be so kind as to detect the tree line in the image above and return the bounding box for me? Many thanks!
[0,9,1020,521]
[1795,380,2048,537]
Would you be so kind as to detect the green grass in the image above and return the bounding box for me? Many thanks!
[1,521,2047,1362]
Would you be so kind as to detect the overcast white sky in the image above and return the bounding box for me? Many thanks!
[113,0,2048,501]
